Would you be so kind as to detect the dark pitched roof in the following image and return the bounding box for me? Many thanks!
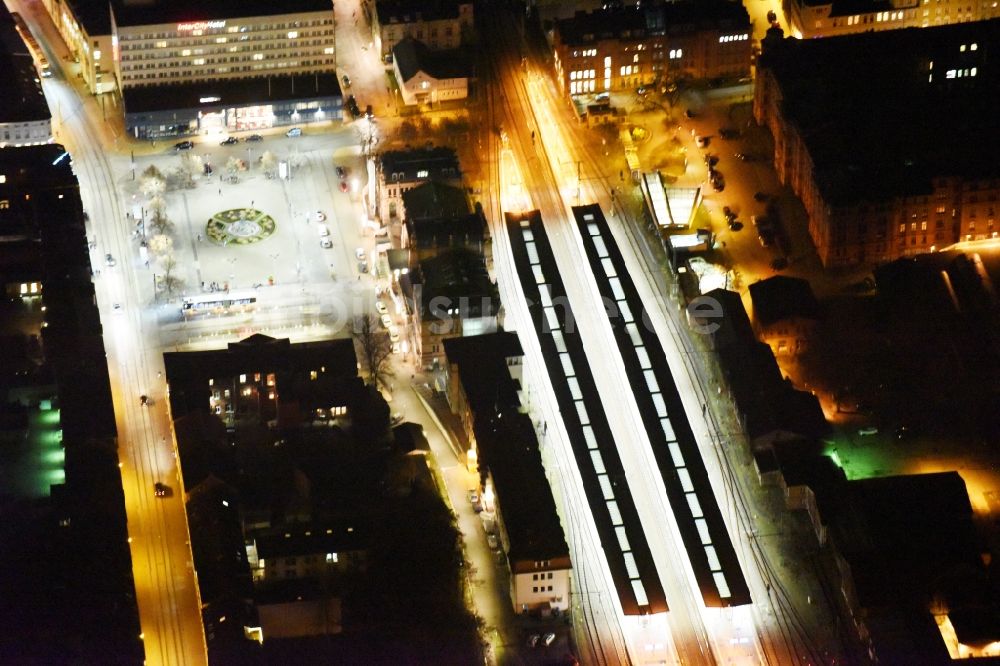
[442,331,522,413]
[251,522,367,559]
[697,288,756,348]
[376,0,466,24]
[556,1,749,45]
[381,146,460,183]
[408,211,486,251]
[832,472,981,609]
[123,73,341,114]
[749,275,819,325]
[478,410,569,562]
[401,180,470,220]
[0,10,52,124]
[111,0,332,26]
[66,0,113,35]
[410,248,499,318]
[392,36,470,83]
[759,20,1000,206]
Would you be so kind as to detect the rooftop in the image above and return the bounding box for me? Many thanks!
[411,248,498,318]
[407,211,486,252]
[65,0,113,35]
[392,36,470,83]
[0,10,53,125]
[556,0,750,46]
[759,20,1000,205]
[478,410,569,562]
[251,522,366,559]
[376,0,467,24]
[832,472,981,609]
[442,331,522,414]
[749,275,819,325]
[381,145,460,183]
[401,180,470,220]
[123,72,341,113]
[111,0,333,27]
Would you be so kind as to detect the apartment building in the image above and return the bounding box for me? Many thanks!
[785,0,1000,40]
[372,0,473,61]
[0,10,52,148]
[38,0,115,94]
[552,0,751,96]
[754,21,1000,266]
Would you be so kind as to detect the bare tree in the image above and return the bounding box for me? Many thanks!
[180,152,203,178]
[260,150,277,176]
[148,208,174,236]
[158,254,183,297]
[148,234,174,258]
[354,314,394,389]
[140,167,166,198]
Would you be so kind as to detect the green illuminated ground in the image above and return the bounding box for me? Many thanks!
[0,402,64,498]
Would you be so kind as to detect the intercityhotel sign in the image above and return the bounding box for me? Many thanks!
[177,20,226,32]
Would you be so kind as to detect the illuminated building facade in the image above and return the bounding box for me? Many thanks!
[552,1,751,97]
[755,21,1000,267]
[38,0,116,95]
[372,0,473,61]
[785,0,1000,40]
[110,0,336,89]
[0,11,53,148]
[106,0,339,137]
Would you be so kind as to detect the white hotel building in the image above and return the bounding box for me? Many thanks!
[108,0,341,138]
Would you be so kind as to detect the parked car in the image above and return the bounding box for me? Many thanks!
[380,314,392,328]
[285,127,302,137]
[320,238,333,249]
[487,534,499,549]
[388,326,399,343]
[543,632,556,647]
[722,206,736,222]
[704,154,719,168]
[365,104,374,119]
[219,136,238,146]
[358,260,368,274]
[154,482,171,497]
[375,301,388,315]
[355,247,366,260]
[173,140,194,151]
[317,224,330,237]
[339,180,349,192]
[245,134,263,142]
[685,109,696,119]
[346,95,360,118]
[335,165,347,179]
[105,253,116,267]
[342,74,351,87]
[527,634,541,648]
[113,303,123,314]
[729,220,743,232]
[390,412,404,426]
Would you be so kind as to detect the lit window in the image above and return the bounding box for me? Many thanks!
[325,552,338,563]
[252,53,264,61]
[93,50,101,59]
[239,374,246,383]
[181,49,191,56]
[310,370,318,380]
[193,58,205,65]
[971,43,978,50]
[155,41,167,48]
[288,31,299,39]
[417,170,429,177]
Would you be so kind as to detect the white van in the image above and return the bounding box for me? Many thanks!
[317,224,330,237]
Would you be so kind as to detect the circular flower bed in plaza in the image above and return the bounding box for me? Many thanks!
[206,208,276,245]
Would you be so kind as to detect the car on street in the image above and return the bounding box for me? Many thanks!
[722,206,736,222]
[317,224,330,237]
[113,303,123,314]
[487,534,499,550]
[358,260,368,274]
[468,489,479,504]
[758,227,775,247]
[685,109,696,119]
[695,135,709,148]
[320,238,333,249]
[285,127,302,137]
[735,152,749,161]
[154,482,171,497]
[335,165,347,180]
[729,220,744,232]
[365,104,374,119]
[346,95,360,118]
[388,326,399,343]
[219,136,238,146]
[339,180,349,192]
[380,314,392,328]
[390,412,404,425]
[375,301,388,315]
[527,634,540,648]
[105,253,116,267]
[858,426,879,436]
[173,140,194,151]
[342,74,351,88]
[355,247,366,260]
[704,154,719,168]
[543,632,556,647]
[245,134,263,142]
